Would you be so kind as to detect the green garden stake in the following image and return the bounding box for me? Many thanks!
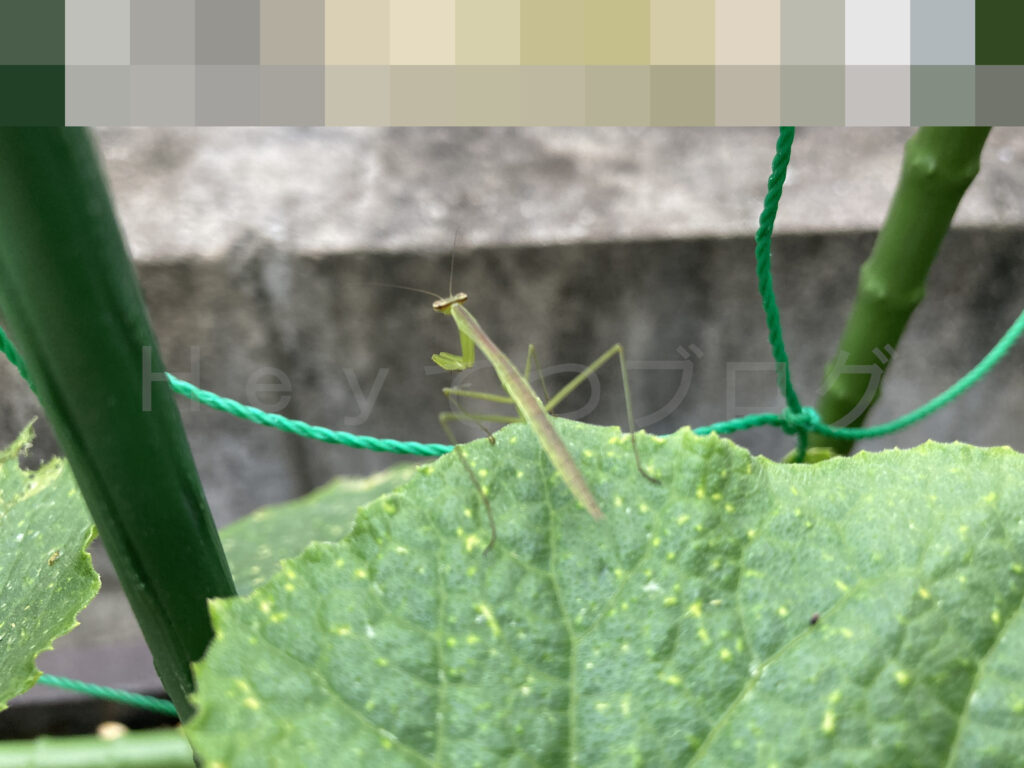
[810,127,991,455]
[0,129,235,719]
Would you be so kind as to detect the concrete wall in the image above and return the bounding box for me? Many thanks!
[3,127,1022,710]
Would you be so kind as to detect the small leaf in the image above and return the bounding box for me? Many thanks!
[0,424,99,711]
[220,463,419,595]
[187,421,1024,767]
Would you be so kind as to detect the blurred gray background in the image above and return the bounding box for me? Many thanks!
[1,128,1022,717]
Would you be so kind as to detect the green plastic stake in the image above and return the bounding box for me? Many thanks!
[809,127,991,455]
[0,129,235,719]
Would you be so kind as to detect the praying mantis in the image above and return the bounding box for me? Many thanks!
[426,278,660,554]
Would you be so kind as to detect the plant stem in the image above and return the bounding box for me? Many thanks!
[0,129,235,719]
[809,127,991,455]
[0,728,194,768]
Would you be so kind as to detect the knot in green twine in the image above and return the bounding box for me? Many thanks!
[781,405,822,436]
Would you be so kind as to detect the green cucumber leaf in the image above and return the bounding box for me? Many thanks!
[186,420,1024,767]
[221,463,419,596]
[0,424,99,711]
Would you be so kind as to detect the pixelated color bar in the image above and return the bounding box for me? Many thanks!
[2,1,1023,125]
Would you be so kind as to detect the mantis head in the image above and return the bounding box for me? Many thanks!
[432,292,469,315]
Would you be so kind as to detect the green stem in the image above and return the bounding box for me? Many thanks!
[809,127,991,455]
[0,728,194,768]
[0,129,235,718]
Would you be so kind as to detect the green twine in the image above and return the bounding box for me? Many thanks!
[755,128,800,414]
[807,306,1024,440]
[2,127,1023,717]
[37,674,178,718]
[165,373,451,458]
[691,309,1024,440]
[750,127,809,460]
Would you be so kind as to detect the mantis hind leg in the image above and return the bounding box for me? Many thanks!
[439,384,542,553]
[438,410,498,555]
[543,344,660,486]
